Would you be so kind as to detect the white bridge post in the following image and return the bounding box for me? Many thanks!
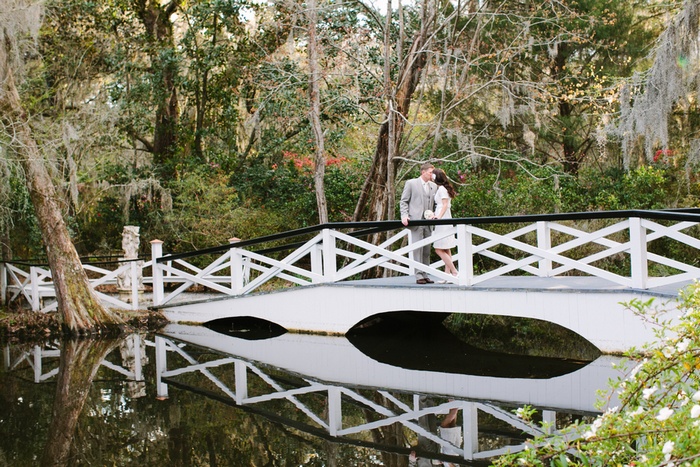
[629,217,648,289]
[407,229,417,275]
[455,224,473,286]
[33,346,42,383]
[155,336,169,399]
[150,240,164,306]
[462,401,478,460]
[130,260,139,310]
[322,228,336,282]
[229,237,244,294]
[131,334,144,382]
[328,386,342,436]
[542,410,557,434]
[311,242,323,283]
[537,221,552,277]
[30,266,40,312]
[235,360,248,404]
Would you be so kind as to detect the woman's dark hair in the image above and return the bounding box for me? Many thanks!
[433,169,457,198]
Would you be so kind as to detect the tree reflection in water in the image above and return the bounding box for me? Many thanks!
[41,338,120,466]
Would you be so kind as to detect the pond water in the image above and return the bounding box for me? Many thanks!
[0,320,628,466]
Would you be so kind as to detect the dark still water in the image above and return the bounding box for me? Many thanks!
[0,323,626,466]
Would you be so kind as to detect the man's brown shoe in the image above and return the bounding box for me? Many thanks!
[416,278,429,284]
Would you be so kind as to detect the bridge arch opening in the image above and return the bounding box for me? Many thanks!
[347,311,600,378]
[205,316,287,340]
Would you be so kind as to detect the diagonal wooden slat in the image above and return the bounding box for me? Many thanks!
[238,234,324,294]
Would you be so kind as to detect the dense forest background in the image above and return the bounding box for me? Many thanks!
[1,0,699,260]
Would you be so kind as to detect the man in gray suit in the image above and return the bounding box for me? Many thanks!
[400,162,437,284]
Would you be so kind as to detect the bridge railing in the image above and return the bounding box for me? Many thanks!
[0,256,151,312]
[3,209,700,310]
[149,209,700,306]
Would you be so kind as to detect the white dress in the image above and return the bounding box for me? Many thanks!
[438,425,463,456]
[433,186,457,249]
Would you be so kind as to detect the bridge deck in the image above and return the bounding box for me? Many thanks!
[334,275,688,297]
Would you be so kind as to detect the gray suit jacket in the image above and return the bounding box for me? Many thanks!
[400,177,438,223]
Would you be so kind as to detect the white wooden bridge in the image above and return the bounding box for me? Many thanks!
[3,209,700,352]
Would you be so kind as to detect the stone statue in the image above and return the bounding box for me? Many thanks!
[122,225,140,259]
[117,225,144,295]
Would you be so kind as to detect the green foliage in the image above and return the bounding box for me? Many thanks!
[152,169,244,251]
[447,162,685,221]
[134,162,359,254]
[3,168,43,258]
[449,161,563,218]
[562,166,673,212]
[493,282,700,466]
[5,0,696,263]
[233,155,363,228]
[444,314,601,361]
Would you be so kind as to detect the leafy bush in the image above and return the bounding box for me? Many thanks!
[560,165,674,212]
[233,154,363,227]
[148,169,292,253]
[451,171,561,218]
[449,163,680,220]
[494,282,700,466]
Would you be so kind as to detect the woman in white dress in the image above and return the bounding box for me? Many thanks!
[432,169,458,278]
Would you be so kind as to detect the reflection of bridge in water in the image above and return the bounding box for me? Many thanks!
[1,328,627,464]
[3,335,146,387]
[155,324,627,463]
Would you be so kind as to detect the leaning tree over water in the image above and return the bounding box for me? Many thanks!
[0,0,123,333]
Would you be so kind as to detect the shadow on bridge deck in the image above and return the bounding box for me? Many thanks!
[340,275,689,297]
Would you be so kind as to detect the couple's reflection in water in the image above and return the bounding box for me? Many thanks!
[2,313,608,466]
[408,395,463,467]
[409,397,462,467]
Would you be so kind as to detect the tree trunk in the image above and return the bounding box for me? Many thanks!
[307,0,329,224]
[41,338,120,466]
[353,23,431,222]
[0,221,10,261]
[552,43,582,175]
[364,393,410,467]
[194,15,216,161]
[135,0,182,178]
[0,67,123,334]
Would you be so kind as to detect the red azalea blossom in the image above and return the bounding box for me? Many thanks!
[327,156,349,166]
[654,149,673,163]
[282,151,348,170]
